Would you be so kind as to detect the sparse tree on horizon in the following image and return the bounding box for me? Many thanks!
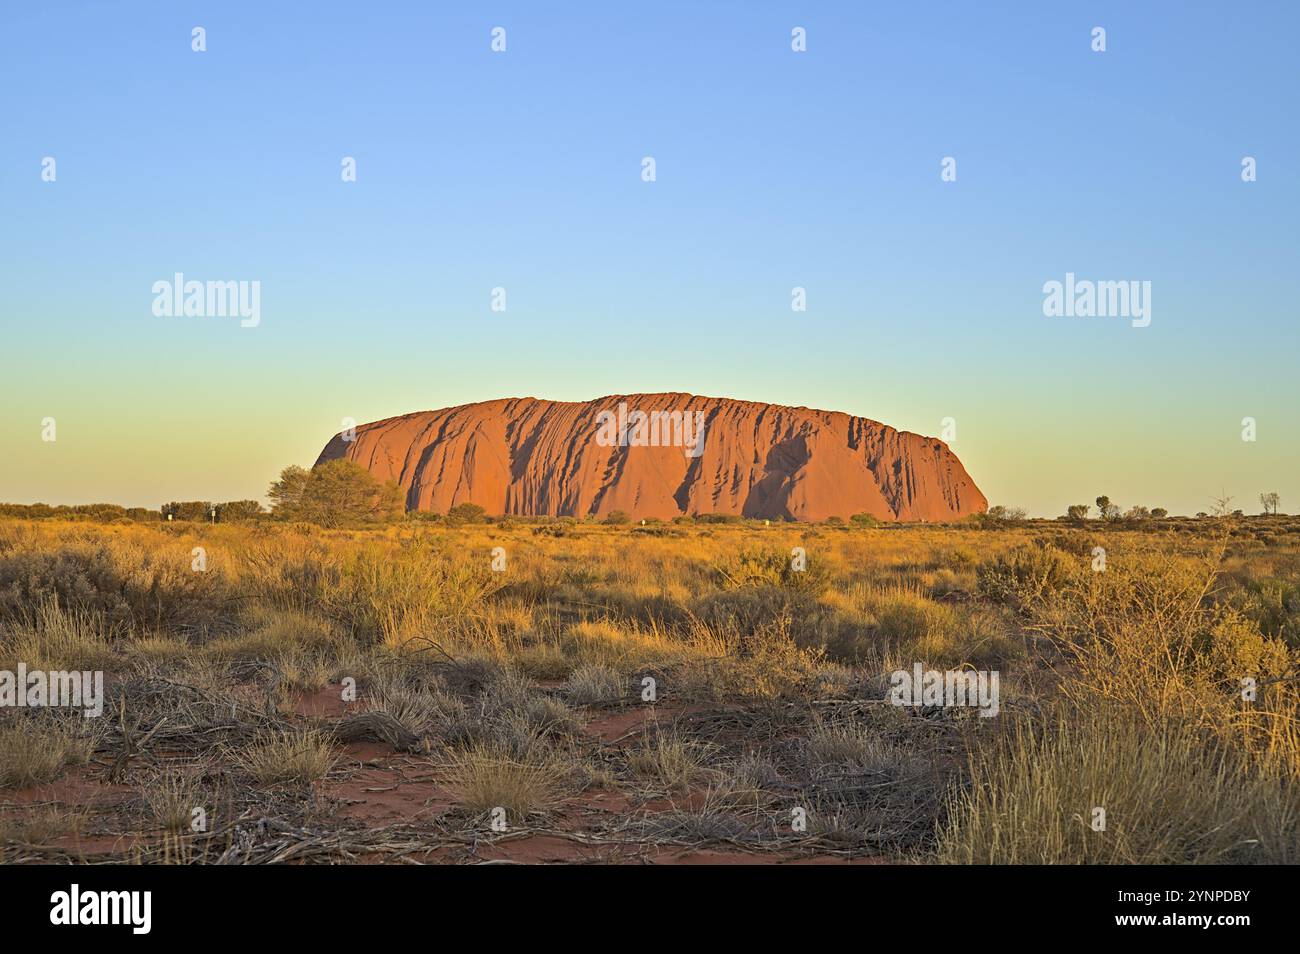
[161,500,212,522]
[1211,491,1236,517]
[446,502,488,524]
[268,460,402,527]
[218,500,264,521]
[268,465,310,518]
[982,505,1027,527]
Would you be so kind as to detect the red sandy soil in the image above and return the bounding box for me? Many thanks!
[2,762,132,808]
[292,685,359,719]
[0,692,887,865]
[322,743,454,826]
[583,703,706,743]
[1,761,139,858]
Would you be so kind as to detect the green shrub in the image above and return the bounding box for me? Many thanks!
[447,502,488,524]
[976,543,1076,608]
[713,547,831,596]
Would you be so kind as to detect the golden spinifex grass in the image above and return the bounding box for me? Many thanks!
[228,728,338,786]
[443,744,568,822]
[0,597,117,672]
[626,730,715,794]
[0,514,1296,863]
[936,705,1300,864]
[0,716,98,788]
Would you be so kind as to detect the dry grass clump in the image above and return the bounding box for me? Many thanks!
[124,634,192,665]
[0,718,99,788]
[332,544,505,647]
[643,793,753,843]
[443,744,566,823]
[0,726,70,788]
[0,597,117,671]
[275,651,335,694]
[976,542,1079,608]
[627,731,715,794]
[241,536,508,647]
[725,752,784,796]
[775,708,952,853]
[673,620,826,703]
[230,728,337,785]
[800,721,923,777]
[555,619,704,675]
[362,670,452,738]
[817,578,1021,670]
[433,651,509,697]
[143,769,205,833]
[514,642,574,680]
[864,583,964,642]
[208,606,345,662]
[517,695,583,740]
[481,675,583,751]
[937,706,1300,864]
[564,663,624,706]
[903,606,1021,671]
[414,664,583,755]
[0,805,86,847]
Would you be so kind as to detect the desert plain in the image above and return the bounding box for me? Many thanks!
[1,509,1296,865]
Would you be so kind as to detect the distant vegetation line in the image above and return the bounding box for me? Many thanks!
[0,461,1286,528]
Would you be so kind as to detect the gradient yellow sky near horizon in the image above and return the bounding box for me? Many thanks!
[4,337,1296,519]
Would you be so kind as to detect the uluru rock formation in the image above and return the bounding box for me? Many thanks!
[315,394,987,522]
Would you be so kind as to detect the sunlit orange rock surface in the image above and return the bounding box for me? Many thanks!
[315,394,987,522]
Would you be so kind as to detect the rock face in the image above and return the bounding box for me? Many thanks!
[314,394,987,522]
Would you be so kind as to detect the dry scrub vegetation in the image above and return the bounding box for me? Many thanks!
[0,515,1297,864]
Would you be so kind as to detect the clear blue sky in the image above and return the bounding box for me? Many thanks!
[2,1,1297,516]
